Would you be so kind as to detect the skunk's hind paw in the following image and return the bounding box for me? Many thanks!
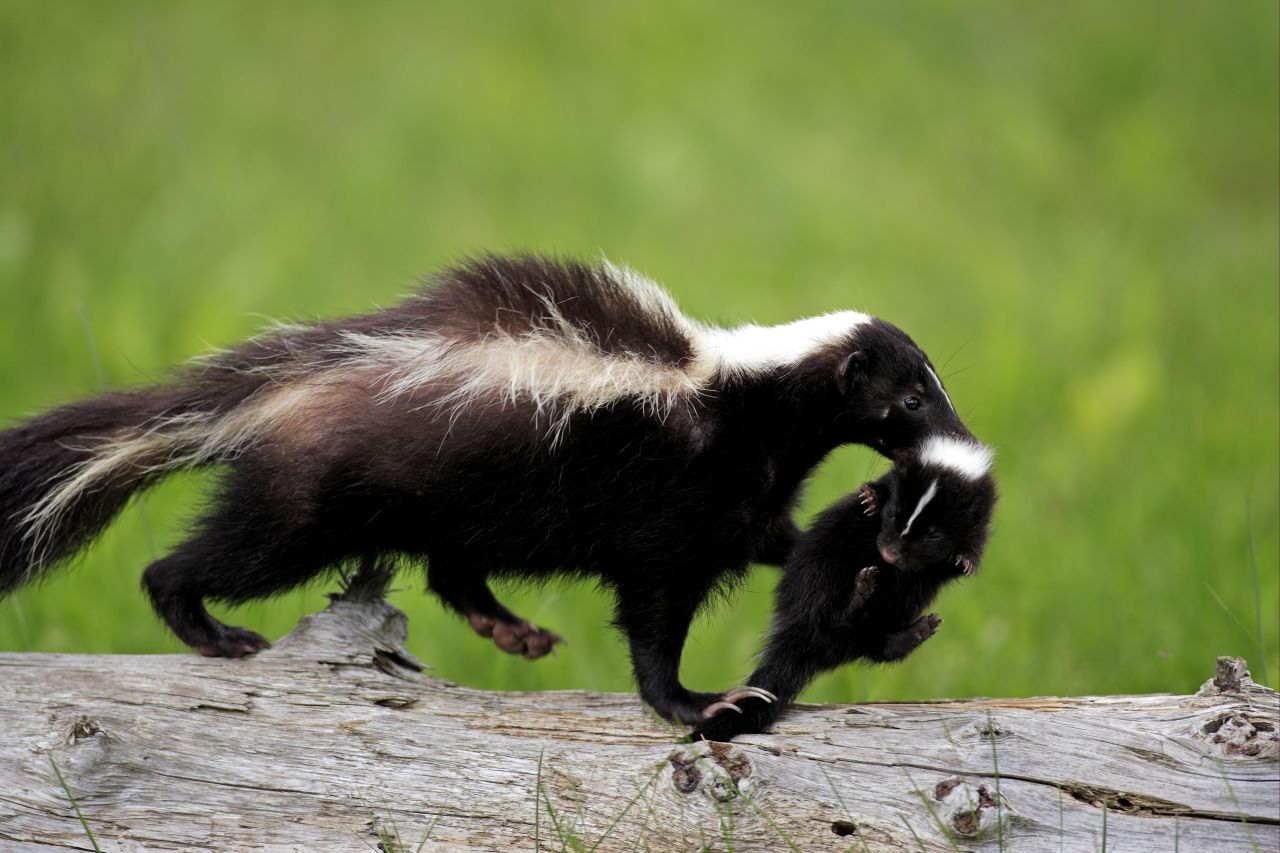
[195,626,271,659]
[470,614,564,660]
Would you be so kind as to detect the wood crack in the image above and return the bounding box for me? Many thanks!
[811,755,1279,825]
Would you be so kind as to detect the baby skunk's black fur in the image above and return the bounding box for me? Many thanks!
[0,253,973,724]
[691,436,997,741]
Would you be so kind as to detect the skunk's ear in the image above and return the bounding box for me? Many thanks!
[836,349,871,394]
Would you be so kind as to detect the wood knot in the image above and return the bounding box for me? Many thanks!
[930,776,1012,839]
[1197,712,1278,759]
[667,742,754,802]
[669,751,702,794]
[65,715,103,745]
[963,718,1010,741]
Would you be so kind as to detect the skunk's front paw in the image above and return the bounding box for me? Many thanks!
[857,483,880,516]
[690,687,778,742]
[847,565,878,615]
[954,554,977,576]
[690,710,747,743]
[647,687,776,726]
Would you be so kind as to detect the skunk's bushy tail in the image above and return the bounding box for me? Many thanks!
[0,369,276,595]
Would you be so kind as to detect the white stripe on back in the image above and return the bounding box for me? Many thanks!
[692,311,871,378]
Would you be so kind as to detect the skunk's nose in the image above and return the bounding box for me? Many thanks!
[879,544,899,565]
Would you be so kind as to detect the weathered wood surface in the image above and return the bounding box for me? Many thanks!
[1,598,1276,852]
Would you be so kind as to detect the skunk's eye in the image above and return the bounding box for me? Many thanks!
[903,396,921,411]
[925,529,943,542]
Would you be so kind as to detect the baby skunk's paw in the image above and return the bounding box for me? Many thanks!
[857,482,880,516]
[847,565,879,615]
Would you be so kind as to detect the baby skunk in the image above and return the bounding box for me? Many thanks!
[692,435,997,741]
[0,253,974,724]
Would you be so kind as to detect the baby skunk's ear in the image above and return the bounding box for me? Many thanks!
[836,349,872,394]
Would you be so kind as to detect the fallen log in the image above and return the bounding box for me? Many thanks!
[1,592,1276,851]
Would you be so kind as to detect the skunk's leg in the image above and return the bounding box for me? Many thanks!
[614,578,732,725]
[428,566,562,660]
[874,613,943,661]
[752,513,800,568]
[141,531,333,658]
[142,472,341,657]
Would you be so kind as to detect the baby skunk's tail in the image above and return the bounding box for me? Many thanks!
[0,368,278,595]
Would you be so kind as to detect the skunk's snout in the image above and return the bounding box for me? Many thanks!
[879,543,900,565]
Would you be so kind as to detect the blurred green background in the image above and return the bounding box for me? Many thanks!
[1,1,1276,704]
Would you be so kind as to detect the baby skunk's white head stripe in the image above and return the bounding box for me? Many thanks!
[901,477,939,536]
[693,310,872,377]
[919,435,994,481]
[925,364,955,413]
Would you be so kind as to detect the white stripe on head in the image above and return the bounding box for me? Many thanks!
[901,477,939,537]
[692,310,871,378]
[919,435,994,481]
[925,364,955,413]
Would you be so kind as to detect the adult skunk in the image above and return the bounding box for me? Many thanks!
[692,435,997,741]
[0,253,971,723]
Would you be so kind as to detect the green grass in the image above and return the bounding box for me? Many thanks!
[0,0,1276,707]
[362,807,435,853]
[49,755,102,853]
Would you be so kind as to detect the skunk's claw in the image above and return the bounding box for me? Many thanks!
[858,483,880,516]
[723,686,777,704]
[701,686,777,719]
[954,555,977,576]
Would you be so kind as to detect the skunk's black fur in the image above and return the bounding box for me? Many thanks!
[692,439,997,741]
[0,253,972,724]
